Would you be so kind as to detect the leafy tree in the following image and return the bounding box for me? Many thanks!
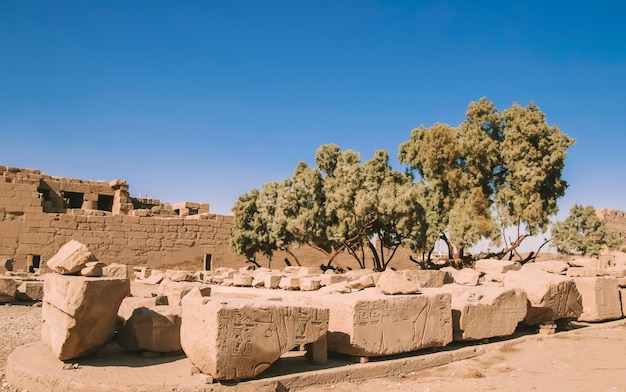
[495,102,575,258]
[399,98,574,261]
[231,144,428,270]
[551,205,622,257]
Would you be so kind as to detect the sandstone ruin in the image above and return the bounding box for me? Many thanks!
[4,167,626,390]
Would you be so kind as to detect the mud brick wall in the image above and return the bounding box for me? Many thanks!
[0,209,243,271]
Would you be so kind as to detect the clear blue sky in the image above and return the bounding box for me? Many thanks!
[1,1,625,222]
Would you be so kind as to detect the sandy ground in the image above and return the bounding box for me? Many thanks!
[2,303,626,392]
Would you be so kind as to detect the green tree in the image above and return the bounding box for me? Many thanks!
[231,144,428,270]
[399,98,574,261]
[551,205,622,257]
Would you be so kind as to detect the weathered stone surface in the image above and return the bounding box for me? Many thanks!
[0,277,18,303]
[117,305,182,353]
[301,288,452,357]
[439,285,527,341]
[143,270,165,285]
[319,273,349,287]
[566,267,598,277]
[41,274,130,360]
[233,273,253,287]
[80,261,105,277]
[180,296,328,380]
[169,270,197,282]
[0,258,13,273]
[46,240,97,275]
[16,280,44,301]
[345,274,375,290]
[474,259,521,275]
[574,276,622,322]
[117,296,161,321]
[102,263,128,279]
[524,260,569,275]
[279,276,300,290]
[377,269,420,295]
[568,257,599,268]
[299,276,322,291]
[400,270,446,288]
[504,267,582,325]
[157,281,211,306]
[442,267,480,286]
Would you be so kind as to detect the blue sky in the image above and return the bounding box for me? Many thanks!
[1,1,625,229]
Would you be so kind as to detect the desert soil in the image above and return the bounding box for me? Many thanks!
[1,303,626,392]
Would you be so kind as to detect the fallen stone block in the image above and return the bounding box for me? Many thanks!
[439,285,527,341]
[46,240,98,275]
[117,305,182,353]
[279,276,300,290]
[504,267,582,325]
[233,273,253,287]
[400,270,446,288]
[117,296,161,321]
[41,274,130,360]
[80,261,106,277]
[181,296,328,380]
[566,267,598,277]
[16,280,44,301]
[474,259,521,275]
[102,263,128,279]
[0,277,18,303]
[377,269,420,295]
[301,288,452,357]
[143,270,165,285]
[620,288,626,318]
[524,260,569,275]
[574,276,622,322]
[319,273,349,287]
[441,267,480,286]
[345,274,375,290]
[299,276,322,291]
[157,281,211,306]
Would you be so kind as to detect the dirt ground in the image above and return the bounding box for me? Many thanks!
[298,323,626,392]
[2,304,626,392]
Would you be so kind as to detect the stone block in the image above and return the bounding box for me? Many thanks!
[566,267,598,277]
[474,259,521,275]
[17,280,44,301]
[41,274,130,360]
[524,260,569,275]
[80,261,106,277]
[319,273,349,287]
[400,269,446,288]
[504,267,582,325]
[117,296,160,321]
[233,273,253,287]
[301,288,452,357]
[299,276,322,291]
[574,276,622,322]
[377,269,420,295]
[440,284,527,341]
[279,276,300,290]
[102,263,128,279]
[441,267,480,286]
[345,274,375,290]
[46,239,98,275]
[180,296,328,380]
[0,277,17,303]
[157,281,211,306]
[117,305,182,353]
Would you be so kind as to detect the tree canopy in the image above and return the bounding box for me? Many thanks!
[551,205,622,257]
[399,98,574,260]
[232,97,576,268]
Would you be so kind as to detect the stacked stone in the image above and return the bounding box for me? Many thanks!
[41,240,130,360]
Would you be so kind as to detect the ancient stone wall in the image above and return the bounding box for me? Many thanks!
[0,166,241,271]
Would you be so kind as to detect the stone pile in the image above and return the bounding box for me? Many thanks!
[28,246,626,383]
[41,240,130,360]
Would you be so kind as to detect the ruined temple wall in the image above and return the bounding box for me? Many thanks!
[0,210,244,271]
[597,209,626,242]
